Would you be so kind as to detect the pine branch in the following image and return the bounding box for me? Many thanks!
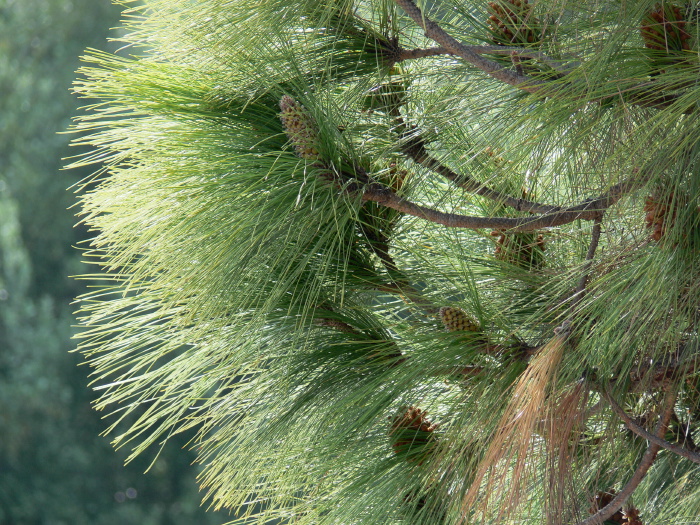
[575,390,676,525]
[72,4,700,522]
[361,177,637,232]
[601,387,700,465]
[400,131,561,215]
[394,44,574,75]
[393,0,544,92]
[394,0,694,113]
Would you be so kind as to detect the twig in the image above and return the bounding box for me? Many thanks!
[510,52,524,76]
[396,45,451,61]
[601,387,700,465]
[393,0,545,93]
[572,213,603,305]
[575,390,676,525]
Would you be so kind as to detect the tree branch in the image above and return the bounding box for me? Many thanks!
[393,0,545,92]
[401,131,561,215]
[575,390,676,525]
[394,44,574,75]
[601,387,700,465]
[360,177,637,233]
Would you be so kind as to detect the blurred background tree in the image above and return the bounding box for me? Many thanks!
[0,1,224,523]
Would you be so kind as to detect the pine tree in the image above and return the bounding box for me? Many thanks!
[69,1,700,523]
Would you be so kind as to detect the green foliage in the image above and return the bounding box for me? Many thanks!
[71,1,700,524]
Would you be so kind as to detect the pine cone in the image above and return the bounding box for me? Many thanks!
[390,406,437,435]
[487,0,542,46]
[279,95,321,160]
[491,230,546,269]
[589,490,625,524]
[389,406,438,463]
[623,506,643,525]
[440,306,480,332]
[640,4,691,52]
[644,193,678,242]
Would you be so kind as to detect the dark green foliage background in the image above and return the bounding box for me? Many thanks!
[0,1,224,523]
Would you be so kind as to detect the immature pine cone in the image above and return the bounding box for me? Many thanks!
[440,306,480,332]
[279,95,321,160]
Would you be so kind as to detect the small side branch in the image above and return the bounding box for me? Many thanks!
[396,46,450,61]
[602,387,700,465]
[573,213,603,304]
[393,0,544,92]
[376,282,439,315]
[316,317,363,335]
[575,390,676,525]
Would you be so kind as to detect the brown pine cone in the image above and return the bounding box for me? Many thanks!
[589,490,625,523]
[487,0,542,45]
[623,506,643,525]
[640,3,691,52]
[643,193,678,242]
[389,406,438,463]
